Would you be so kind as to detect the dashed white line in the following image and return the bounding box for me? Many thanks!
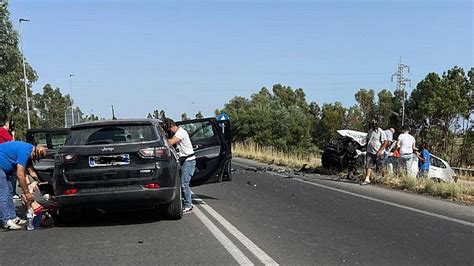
[192,206,254,265]
[192,193,279,265]
[233,161,474,227]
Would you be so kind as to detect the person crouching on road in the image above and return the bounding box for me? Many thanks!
[166,119,196,214]
[0,141,47,230]
[361,119,388,186]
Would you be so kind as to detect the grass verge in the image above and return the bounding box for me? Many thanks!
[371,174,473,203]
[232,142,321,169]
[233,142,473,204]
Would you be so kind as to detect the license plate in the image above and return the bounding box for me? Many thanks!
[89,154,130,167]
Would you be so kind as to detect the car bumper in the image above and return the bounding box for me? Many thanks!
[55,187,176,207]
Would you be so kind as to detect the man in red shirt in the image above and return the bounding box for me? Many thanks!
[0,119,14,143]
[0,118,18,199]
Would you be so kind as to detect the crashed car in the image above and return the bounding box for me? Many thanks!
[322,129,456,183]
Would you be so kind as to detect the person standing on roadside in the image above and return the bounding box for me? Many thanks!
[416,143,430,178]
[382,128,396,176]
[165,119,196,214]
[0,118,20,200]
[0,141,47,230]
[361,119,388,186]
[396,125,416,177]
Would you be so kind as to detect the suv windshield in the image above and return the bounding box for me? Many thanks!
[65,125,157,146]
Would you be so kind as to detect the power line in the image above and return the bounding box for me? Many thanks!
[391,57,411,126]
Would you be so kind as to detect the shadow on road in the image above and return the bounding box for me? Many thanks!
[57,208,164,228]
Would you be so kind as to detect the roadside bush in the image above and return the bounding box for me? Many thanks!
[400,177,416,190]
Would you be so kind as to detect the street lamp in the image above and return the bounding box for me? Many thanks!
[69,74,75,126]
[19,18,31,129]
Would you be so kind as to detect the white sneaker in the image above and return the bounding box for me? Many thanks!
[3,219,22,230]
[13,217,27,225]
[183,206,193,214]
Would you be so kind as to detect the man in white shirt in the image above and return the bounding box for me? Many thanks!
[396,125,416,177]
[167,119,196,214]
[361,119,388,186]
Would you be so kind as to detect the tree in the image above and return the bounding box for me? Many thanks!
[33,84,72,128]
[181,113,188,121]
[345,105,364,131]
[314,102,347,147]
[219,85,314,152]
[195,111,203,119]
[377,89,398,129]
[407,66,471,159]
[0,2,38,138]
[354,89,376,126]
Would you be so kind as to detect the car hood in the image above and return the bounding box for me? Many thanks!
[337,130,368,146]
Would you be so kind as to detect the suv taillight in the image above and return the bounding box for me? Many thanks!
[55,153,78,165]
[138,147,170,159]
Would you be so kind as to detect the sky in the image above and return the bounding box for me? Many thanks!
[7,0,473,120]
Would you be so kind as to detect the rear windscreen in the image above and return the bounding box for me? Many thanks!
[65,125,157,146]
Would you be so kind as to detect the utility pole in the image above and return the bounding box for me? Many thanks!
[69,74,75,126]
[111,105,117,120]
[391,57,411,126]
[19,18,31,129]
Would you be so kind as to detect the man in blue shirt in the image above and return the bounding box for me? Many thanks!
[416,143,430,178]
[0,141,47,230]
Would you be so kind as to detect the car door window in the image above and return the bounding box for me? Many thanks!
[51,133,68,149]
[181,122,216,142]
[31,133,48,147]
[430,156,446,169]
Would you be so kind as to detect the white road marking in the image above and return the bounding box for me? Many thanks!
[193,206,254,265]
[193,193,279,266]
[233,161,474,227]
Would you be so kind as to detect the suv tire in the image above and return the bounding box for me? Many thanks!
[162,180,183,220]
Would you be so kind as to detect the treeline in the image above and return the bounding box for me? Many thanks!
[219,67,473,167]
[0,2,95,138]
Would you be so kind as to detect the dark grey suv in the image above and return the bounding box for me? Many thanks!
[53,118,231,220]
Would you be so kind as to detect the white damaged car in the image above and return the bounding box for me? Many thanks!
[336,130,456,183]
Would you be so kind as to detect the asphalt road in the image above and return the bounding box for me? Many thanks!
[1,158,473,265]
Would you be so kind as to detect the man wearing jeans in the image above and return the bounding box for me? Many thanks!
[0,141,46,230]
[166,119,196,214]
[396,125,416,177]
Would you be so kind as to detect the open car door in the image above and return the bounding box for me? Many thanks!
[176,117,232,184]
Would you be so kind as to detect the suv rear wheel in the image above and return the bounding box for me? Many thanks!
[161,178,183,220]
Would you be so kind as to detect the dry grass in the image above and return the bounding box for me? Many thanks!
[232,142,321,169]
[371,174,474,203]
[458,175,474,182]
